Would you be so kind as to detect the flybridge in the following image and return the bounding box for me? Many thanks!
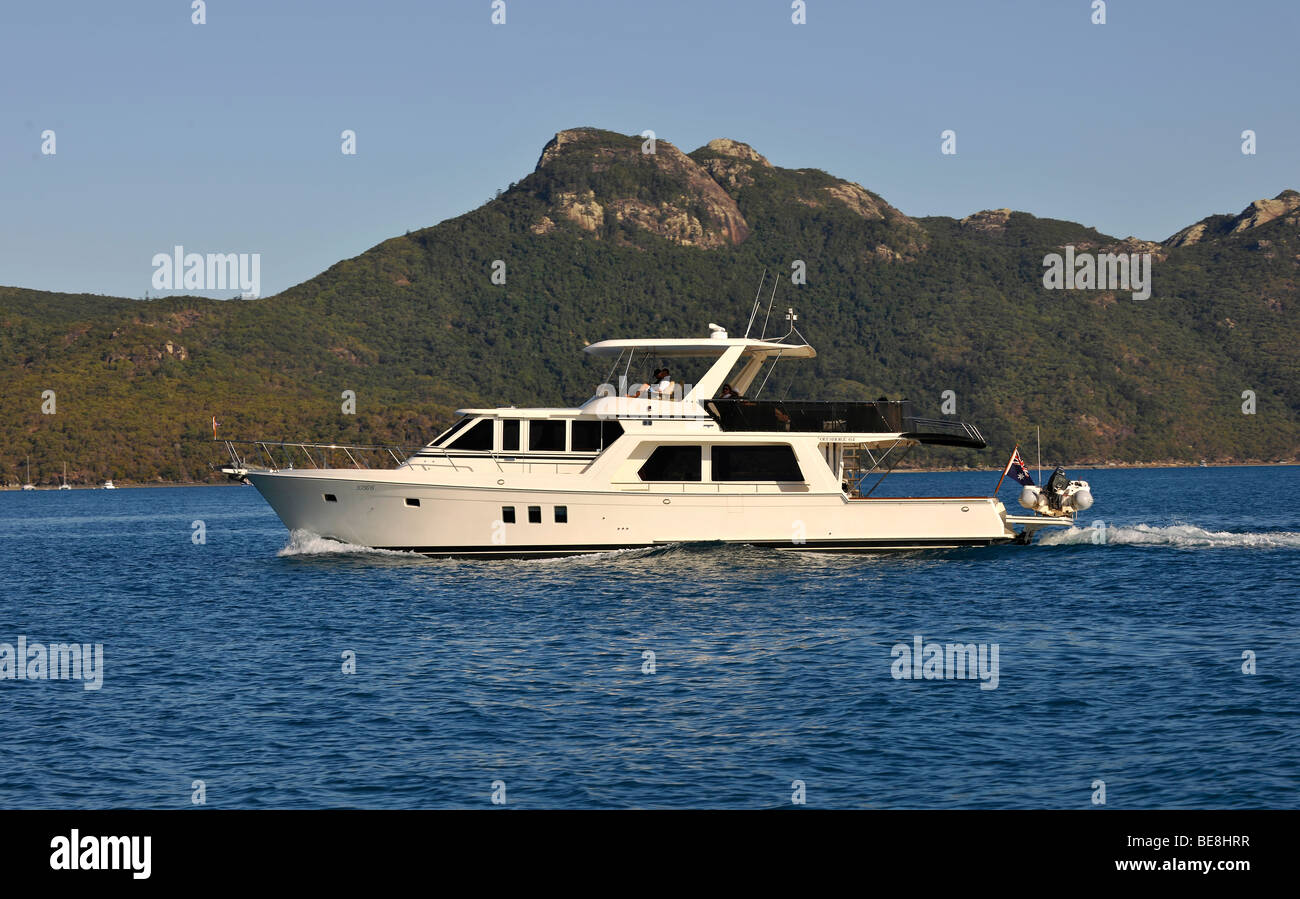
[582,329,983,446]
[584,327,817,409]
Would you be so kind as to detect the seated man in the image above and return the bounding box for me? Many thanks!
[648,368,677,399]
[718,383,743,399]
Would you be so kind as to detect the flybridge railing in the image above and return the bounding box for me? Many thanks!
[217,439,418,472]
[901,418,987,449]
[702,400,988,449]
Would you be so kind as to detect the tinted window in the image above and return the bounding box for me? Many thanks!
[528,506,541,523]
[501,506,515,524]
[574,420,624,452]
[572,420,622,452]
[554,506,568,523]
[447,418,493,451]
[712,445,803,481]
[529,420,566,452]
[405,498,420,507]
[435,417,474,446]
[501,420,520,452]
[571,421,601,452]
[638,446,702,482]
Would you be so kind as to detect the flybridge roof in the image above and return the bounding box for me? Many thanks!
[583,337,816,359]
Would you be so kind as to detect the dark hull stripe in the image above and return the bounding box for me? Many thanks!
[368,536,1015,558]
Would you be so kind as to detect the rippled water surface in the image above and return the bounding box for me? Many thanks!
[1,466,1297,808]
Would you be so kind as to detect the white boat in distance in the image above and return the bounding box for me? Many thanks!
[102,480,116,490]
[220,321,1089,557]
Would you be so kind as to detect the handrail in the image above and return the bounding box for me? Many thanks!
[216,438,419,472]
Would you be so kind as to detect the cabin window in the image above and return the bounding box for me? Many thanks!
[638,445,702,482]
[528,506,542,523]
[554,506,568,523]
[712,445,804,481]
[323,494,337,503]
[435,417,475,446]
[501,506,516,524]
[405,498,420,507]
[572,420,624,452]
[501,419,521,452]
[447,418,493,451]
[529,420,566,452]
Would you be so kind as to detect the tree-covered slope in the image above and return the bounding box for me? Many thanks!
[1,129,1296,485]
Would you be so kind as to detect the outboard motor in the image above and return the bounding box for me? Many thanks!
[1044,467,1070,512]
[1017,466,1093,517]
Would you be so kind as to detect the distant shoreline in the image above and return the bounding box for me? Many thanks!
[892,460,1298,475]
[2,459,1295,489]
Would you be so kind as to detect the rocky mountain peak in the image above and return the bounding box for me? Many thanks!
[1165,189,1300,247]
[527,128,749,249]
[701,138,772,167]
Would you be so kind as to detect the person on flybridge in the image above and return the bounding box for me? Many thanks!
[626,369,658,398]
[650,368,677,399]
[627,368,678,399]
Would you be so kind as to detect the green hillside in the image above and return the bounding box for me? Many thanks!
[2,128,1297,485]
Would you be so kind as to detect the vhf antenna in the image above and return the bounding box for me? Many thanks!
[759,275,779,339]
[744,268,767,338]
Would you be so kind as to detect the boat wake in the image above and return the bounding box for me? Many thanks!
[1038,523,1300,549]
[276,530,418,558]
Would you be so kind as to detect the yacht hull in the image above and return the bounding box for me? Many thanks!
[248,470,1017,557]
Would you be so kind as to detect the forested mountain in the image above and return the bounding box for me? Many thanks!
[2,127,1296,484]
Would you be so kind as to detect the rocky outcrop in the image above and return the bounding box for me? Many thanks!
[694,138,772,190]
[531,128,749,248]
[1165,221,1208,248]
[959,209,1014,234]
[704,138,771,166]
[1165,189,1300,247]
[820,181,899,222]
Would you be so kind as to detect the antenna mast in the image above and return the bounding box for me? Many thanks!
[759,276,778,339]
[743,268,767,338]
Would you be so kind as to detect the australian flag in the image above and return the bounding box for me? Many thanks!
[1002,447,1035,487]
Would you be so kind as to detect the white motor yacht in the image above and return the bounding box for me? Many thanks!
[221,320,1090,557]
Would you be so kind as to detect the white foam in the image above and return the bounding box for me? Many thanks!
[276,530,417,557]
[1038,523,1300,549]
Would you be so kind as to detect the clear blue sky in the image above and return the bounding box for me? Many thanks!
[2,0,1296,299]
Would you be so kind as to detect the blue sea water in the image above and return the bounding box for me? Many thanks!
[0,466,1297,809]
